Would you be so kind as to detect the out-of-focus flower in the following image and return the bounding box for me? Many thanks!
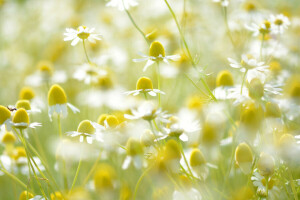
[235,142,253,174]
[10,108,41,130]
[64,26,102,46]
[245,20,272,36]
[212,0,229,7]
[122,138,144,169]
[133,41,180,72]
[269,14,290,34]
[124,77,165,97]
[106,0,138,11]
[73,63,107,85]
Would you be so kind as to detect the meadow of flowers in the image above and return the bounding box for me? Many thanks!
[1,0,300,199]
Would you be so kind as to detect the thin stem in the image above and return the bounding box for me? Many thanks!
[83,152,102,185]
[133,164,154,200]
[143,92,148,100]
[260,33,265,61]
[156,62,161,107]
[240,69,248,94]
[184,74,209,97]
[266,176,269,198]
[177,139,195,181]
[163,0,217,101]
[57,115,68,190]
[69,151,83,194]
[288,169,298,200]
[0,167,27,189]
[82,40,91,63]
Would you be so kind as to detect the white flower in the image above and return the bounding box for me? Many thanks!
[73,63,107,85]
[269,14,290,34]
[106,0,138,11]
[245,21,271,36]
[228,55,269,83]
[173,188,202,200]
[64,26,102,46]
[212,0,229,7]
[124,89,165,97]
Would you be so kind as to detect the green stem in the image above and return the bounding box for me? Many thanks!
[57,115,68,190]
[122,0,149,45]
[0,167,27,189]
[156,62,161,107]
[288,169,298,200]
[133,165,154,200]
[143,92,148,100]
[69,152,83,194]
[83,40,91,63]
[178,139,195,181]
[240,69,248,94]
[83,152,102,185]
[266,176,269,198]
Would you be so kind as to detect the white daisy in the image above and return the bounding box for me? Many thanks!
[269,14,290,34]
[106,0,138,11]
[133,41,180,72]
[73,63,107,85]
[64,26,102,46]
[124,77,165,97]
[245,20,271,36]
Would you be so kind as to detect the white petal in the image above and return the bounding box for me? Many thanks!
[67,103,80,113]
[122,156,132,170]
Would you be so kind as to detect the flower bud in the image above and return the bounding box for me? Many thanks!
[0,105,11,125]
[12,108,29,129]
[257,152,275,177]
[105,115,119,128]
[48,84,67,106]
[149,41,165,60]
[216,70,234,87]
[136,77,153,90]
[248,78,264,99]
[77,120,95,134]
[15,100,31,110]
[19,87,35,100]
[19,191,34,200]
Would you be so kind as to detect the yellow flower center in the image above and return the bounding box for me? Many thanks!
[190,149,206,167]
[12,108,29,128]
[50,192,64,200]
[126,138,144,156]
[274,19,283,26]
[15,100,31,110]
[13,147,26,160]
[149,41,165,60]
[202,121,217,143]
[265,102,281,118]
[261,178,275,189]
[48,84,67,106]
[77,120,95,134]
[94,164,116,191]
[286,76,300,98]
[240,102,264,129]
[164,139,181,160]
[19,191,34,200]
[248,78,264,99]
[77,26,90,40]
[269,61,281,74]
[187,95,203,110]
[105,115,119,128]
[216,70,234,87]
[38,61,53,76]
[235,143,253,163]
[136,77,153,90]
[2,132,16,144]
[97,114,108,126]
[19,87,35,100]
[0,105,11,124]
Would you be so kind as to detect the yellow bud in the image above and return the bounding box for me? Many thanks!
[164,139,181,161]
[15,100,31,110]
[187,95,203,110]
[269,61,281,74]
[265,102,281,118]
[202,121,217,144]
[94,164,116,191]
[19,191,34,200]
[235,143,253,174]
[257,152,275,177]
[140,129,155,147]
[216,70,234,87]
[19,87,35,100]
[0,105,11,125]
[48,84,67,106]
[126,138,143,156]
[12,108,29,129]
[240,102,264,129]
[285,75,300,98]
[97,114,108,126]
[1,131,16,144]
[136,77,153,90]
[50,192,64,200]
[97,75,113,89]
[149,41,165,60]
[38,61,53,76]
[248,78,264,99]
[105,115,119,128]
[190,149,206,167]
[13,147,26,160]
[77,120,95,134]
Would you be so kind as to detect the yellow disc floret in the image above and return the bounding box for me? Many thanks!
[149,41,165,60]
[50,192,64,200]
[97,114,108,126]
[105,115,119,128]
[126,138,144,156]
[15,100,31,110]
[136,77,153,90]
[19,191,34,200]
[19,87,35,100]
[164,139,181,161]
[12,108,29,129]
[48,84,67,106]
[94,163,116,191]
[2,131,16,144]
[248,78,264,99]
[0,105,11,125]
[77,120,95,134]
[216,70,234,87]
[13,147,26,160]
[77,26,90,40]
[190,149,206,167]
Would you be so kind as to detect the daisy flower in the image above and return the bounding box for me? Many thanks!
[64,25,102,46]
[228,54,269,83]
[213,70,235,100]
[245,20,271,36]
[47,84,80,120]
[124,77,165,97]
[269,14,290,34]
[212,0,229,7]
[10,108,41,130]
[124,101,170,123]
[14,100,41,114]
[122,138,144,169]
[0,105,12,130]
[73,63,107,85]
[66,120,102,144]
[106,0,138,11]
[133,41,180,72]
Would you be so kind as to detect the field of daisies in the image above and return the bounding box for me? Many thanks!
[1,0,300,199]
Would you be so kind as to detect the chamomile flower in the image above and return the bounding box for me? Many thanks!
[124,77,165,97]
[15,100,41,114]
[106,0,138,11]
[122,138,144,169]
[10,108,41,130]
[212,0,229,7]
[213,70,235,100]
[269,14,290,34]
[173,176,202,200]
[66,120,102,144]
[73,63,107,85]
[245,20,272,37]
[124,101,170,123]
[47,84,80,120]
[133,41,180,72]
[0,105,12,129]
[64,26,102,46]
[228,54,269,83]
